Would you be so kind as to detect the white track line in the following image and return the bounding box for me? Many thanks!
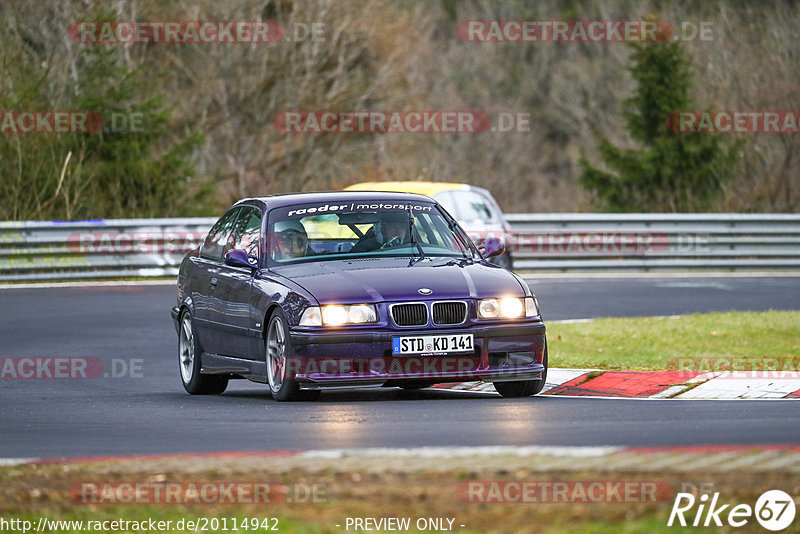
[0,280,174,290]
[0,447,623,466]
[299,446,624,459]
[0,458,39,466]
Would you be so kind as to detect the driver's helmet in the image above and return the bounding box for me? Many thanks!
[272,220,308,258]
[274,219,307,236]
[376,211,410,247]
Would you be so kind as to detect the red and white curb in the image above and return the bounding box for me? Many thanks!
[433,369,800,399]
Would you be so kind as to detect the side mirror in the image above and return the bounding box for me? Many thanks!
[480,237,506,259]
[224,249,257,269]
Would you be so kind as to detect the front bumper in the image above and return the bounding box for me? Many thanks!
[288,322,546,388]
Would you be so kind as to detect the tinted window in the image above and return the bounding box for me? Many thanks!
[199,207,240,261]
[231,207,263,258]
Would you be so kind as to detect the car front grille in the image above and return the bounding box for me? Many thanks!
[391,303,428,326]
[432,301,467,325]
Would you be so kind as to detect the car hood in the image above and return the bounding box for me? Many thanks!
[269,257,525,303]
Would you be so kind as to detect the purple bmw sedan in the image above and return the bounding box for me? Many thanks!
[171,191,546,401]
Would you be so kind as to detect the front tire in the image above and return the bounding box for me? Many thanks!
[178,310,228,395]
[266,309,319,402]
[493,342,548,398]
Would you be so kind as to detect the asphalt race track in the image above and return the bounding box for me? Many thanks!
[1,275,799,459]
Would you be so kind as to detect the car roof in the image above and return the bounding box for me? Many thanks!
[235,190,436,209]
[344,181,471,197]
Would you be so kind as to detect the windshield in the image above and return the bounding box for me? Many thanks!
[434,190,498,223]
[266,200,478,265]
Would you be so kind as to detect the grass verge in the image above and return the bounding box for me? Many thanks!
[547,310,800,371]
[2,457,796,534]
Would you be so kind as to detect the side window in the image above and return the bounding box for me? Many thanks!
[199,207,240,261]
[231,207,263,258]
[478,191,503,222]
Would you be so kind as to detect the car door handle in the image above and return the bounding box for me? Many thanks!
[210,277,218,288]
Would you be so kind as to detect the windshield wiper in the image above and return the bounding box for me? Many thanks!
[407,207,425,261]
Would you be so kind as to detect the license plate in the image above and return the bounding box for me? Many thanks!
[392,334,474,355]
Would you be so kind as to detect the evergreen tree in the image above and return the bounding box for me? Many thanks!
[0,19,210,220]
[580,39,740,212]
[72,45,208,218]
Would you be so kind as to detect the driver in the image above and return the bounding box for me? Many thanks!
[350,211,409,252]
[271,220,310,260]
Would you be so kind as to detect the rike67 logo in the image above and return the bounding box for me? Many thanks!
[668,490,796,531]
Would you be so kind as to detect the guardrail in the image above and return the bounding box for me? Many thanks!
[505,213,800,272]
[0,218,215,282]
[1,214,799,281]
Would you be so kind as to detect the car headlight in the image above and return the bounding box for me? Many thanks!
[300,304,378,326]
[346,304,377,324]
[526,296,539,317]
[477,297,538,319]
[299,306,322,326]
